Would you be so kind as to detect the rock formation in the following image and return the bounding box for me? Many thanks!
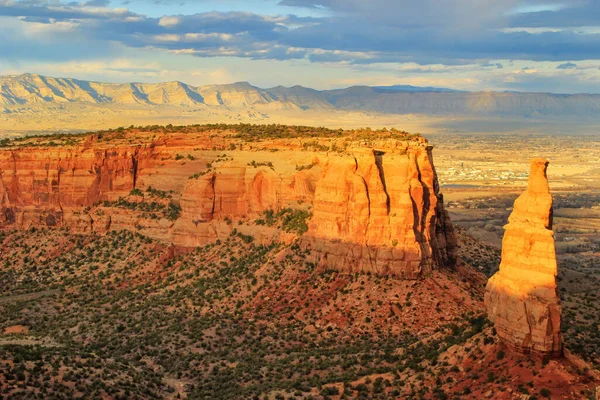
[303,141,456,278]
[485,158,562,357]
[0,128,457,278]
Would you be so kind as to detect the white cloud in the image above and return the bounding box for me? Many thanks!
[18,18,79,34]
[3,0,600,92]
[158,16,181,27]
[184,33,234,41]
[154,34,181,42]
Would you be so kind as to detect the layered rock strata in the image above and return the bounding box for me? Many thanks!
[303,142,456,278]
[0,130,456,278]
[485,158,562,357]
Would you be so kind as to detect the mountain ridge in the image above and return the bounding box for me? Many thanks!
[5,73,600,117]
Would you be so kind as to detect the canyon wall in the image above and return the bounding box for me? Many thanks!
[303,142,456,278]
[0,130,456,278]
[485,158,562,357]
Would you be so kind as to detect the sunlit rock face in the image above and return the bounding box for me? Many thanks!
[0,144,143,230]
[303,141,457,279]
[485,158,562,357]
[0,131,457,279]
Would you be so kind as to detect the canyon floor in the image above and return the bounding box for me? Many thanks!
[0,228,597,399]
[0,126,598,399]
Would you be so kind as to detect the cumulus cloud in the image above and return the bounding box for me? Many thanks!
[0,0,134,20]
[2,0,600,92]
[158,16,181,27]
[0,16,114,62]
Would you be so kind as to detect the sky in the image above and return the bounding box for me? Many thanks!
[2,0,600,92]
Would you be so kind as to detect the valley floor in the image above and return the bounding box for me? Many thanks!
[0,228,597,399]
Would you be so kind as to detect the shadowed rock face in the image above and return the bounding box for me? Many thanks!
[485,158,562,357]
[0,131,457,278]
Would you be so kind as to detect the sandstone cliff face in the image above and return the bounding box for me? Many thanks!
[0,145,146,228]
[303,141,456,278]
[171,166,317,247]
[485,158,562,357]
[0,130,456,278]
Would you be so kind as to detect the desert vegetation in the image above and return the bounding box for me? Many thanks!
[0,126,597,398]
[0,124,420,150]
[0,225,596,398]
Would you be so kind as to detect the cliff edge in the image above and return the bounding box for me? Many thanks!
[0,126,456,278]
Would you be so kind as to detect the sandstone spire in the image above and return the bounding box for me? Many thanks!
[485,158,562,357]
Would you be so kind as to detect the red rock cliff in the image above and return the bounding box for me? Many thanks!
[302,141,456,278]
[485,158,562,357]
[0,129,456,278]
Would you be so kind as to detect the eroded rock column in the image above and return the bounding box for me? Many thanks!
[485,158,562,357]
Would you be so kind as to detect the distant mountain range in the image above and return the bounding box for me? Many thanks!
[4,73,600,118]
[372,85,464,93]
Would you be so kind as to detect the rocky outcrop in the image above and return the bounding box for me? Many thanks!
[485,158,562,357]
[303,141,456,278]
[0,130,457,278]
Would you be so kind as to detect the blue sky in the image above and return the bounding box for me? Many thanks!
[2,0,600,92]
